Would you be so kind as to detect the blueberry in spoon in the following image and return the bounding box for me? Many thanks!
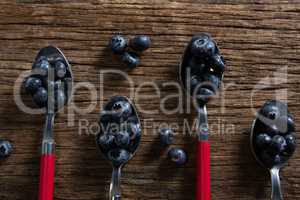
[24,76,43,95]
[55,60,67,79]
[111,100,133,121]
[96,96,141,200]
[125,116,142,140]
[284,133,297,154]
[251,100,297,200]
[32,59,50,77]
[190,33,217,59]
[255,133,272,148]
[32,87,48,108]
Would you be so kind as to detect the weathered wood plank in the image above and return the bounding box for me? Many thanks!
[0,1,299,200]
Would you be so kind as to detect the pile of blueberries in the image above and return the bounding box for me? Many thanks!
[23,55,71,109]
[160,128,187,166]
[109,34,151,69]
[96,96,141,167]
[181,33,225,104]
[253,101,297,168]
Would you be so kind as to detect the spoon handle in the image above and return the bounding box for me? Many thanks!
[196,106,210,200]
[110,167,122,200]
[38,154,55,200]
[196,141,211,200]
[270,167,283,200]
[39,113,56,200]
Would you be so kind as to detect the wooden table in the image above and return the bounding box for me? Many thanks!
[0,1,299,199]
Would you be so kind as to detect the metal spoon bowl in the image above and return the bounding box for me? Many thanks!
[250,100,296,200]
[96,96,141,200]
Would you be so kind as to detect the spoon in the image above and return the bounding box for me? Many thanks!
[250,100,297,200]
[96,96,141,200]
[29,46,73,200]
[179,33,226,200]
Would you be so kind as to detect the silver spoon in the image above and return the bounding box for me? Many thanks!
[250,100,297,200]
[96,96,141,200]
[32,46,73,200]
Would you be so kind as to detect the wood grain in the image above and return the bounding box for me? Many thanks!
[0,0,300,199]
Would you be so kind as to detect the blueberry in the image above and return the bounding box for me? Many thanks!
[99,111,110,123]
[108,148,131,166]
[195,87,215,104]
[255,133,272,148]
[286,116,296,132]
[33,59,50,77]
[212,54,225,73]
[259,104,281,131]
[190,34,216,59]
[129,122,141,139]
[203,74,221,91]
[99,111,113,127]
[24,76,42,94]
[188,59,206,76]
[276,116,295,134]
[285,133,297,154]
[126,116,139,124]
[269,135,286,154]
[121,52,140,69]
[260,101,281,120]
[0,140,12,159]
[55,61,67,79]
[109,35,127,54]
[97,134,115,151]
[159,128,175,146]
[33,87,48,108]
[111,101,132,121]
[168,148,187,166]
[122,118,141,139]
[130,35,151,52]
[266,126,281,137]
[114,131,130,148]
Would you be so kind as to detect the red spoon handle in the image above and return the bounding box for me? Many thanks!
[38,154,55,200]
[196,140,211,200]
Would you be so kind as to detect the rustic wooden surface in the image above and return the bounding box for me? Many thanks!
[0,0,300,199]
